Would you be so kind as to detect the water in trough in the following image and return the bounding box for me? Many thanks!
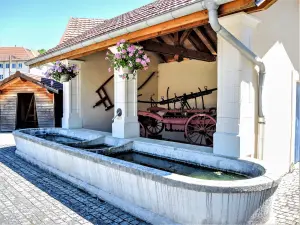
[35,134,248,181]
[111,151,248,181]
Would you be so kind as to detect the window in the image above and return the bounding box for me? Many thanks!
[12,64,16,69]
[0,75,3,80]
[0,64,3,68]
[6,64,9,69]
[18,63,22,68]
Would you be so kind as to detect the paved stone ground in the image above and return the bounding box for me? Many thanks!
[0,145,148,225]
[273,166,300,225]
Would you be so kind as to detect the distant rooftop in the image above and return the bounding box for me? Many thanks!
[60,17,106,44]
[0,47,35,61]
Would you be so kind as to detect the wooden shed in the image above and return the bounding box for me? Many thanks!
[0,71,63,131]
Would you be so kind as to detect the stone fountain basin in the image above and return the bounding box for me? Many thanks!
[13,128,281,225]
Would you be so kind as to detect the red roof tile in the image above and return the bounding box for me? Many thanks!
[60,17,105,44]
[41,0,196,56]
[0,47,35,61]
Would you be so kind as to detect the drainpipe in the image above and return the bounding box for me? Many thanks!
[204,0,266,160]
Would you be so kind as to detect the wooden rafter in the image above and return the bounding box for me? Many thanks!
[180,30,192,46]
[160,35,174,45]
[188,35,204,52]
[173,32,180,46]
[193,27,217,55]
[29,0,277,67]
[203,24,217,45]
[141,40,216,62]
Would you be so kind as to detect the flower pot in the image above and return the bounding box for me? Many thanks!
[120,67,133,75]
[60,74,70,83]
[119,67,135,79]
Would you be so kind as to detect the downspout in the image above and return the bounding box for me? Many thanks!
[204,0,266,159]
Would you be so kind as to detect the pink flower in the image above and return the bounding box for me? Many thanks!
[143,67,149,71]
[108,68,112,72]
[146,58,150,63]
[128,45,136,53]
[141,60,147,66]
[143,54,148,60]
[120,39,126,43]
[136,58,142,63]
[129,53,133,57]
[116,42,120,47]
[105,57,108,60]
[138,50,143,54]
[122,55,126,58]
[115,53,121,59]
[122,49,126,54]
[122,75,126,79]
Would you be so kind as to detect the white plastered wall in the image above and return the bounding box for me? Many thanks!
[80,51,160,132]
[252,0,299,173]
[158,60,217,108]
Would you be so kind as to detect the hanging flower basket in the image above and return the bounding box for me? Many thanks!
[105,39,150,80]
[44,61,79,83]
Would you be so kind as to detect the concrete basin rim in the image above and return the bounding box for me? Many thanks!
[13,129,281,193]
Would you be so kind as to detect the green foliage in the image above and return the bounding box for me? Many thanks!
[38,49,47,54]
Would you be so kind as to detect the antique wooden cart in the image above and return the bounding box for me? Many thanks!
[138,86,217,146]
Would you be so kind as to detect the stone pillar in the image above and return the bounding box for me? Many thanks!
[62,60,83,129]
[214,12,261,158]
[109,47,140,139]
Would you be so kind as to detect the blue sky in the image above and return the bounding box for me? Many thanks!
[0,0,153,50]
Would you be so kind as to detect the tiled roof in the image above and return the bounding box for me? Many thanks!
[43,0,197,55]
[0,47,35,61]
[60,17,105,44]
[0,72,63,92]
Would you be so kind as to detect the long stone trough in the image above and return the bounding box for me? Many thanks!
[13,128,281,225]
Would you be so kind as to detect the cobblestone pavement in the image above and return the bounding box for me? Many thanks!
[0,146,148,225]
[273,166,300,225]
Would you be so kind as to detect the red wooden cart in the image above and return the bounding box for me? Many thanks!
[138,87,217,146]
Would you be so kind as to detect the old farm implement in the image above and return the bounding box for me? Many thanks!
[138,86,217,146]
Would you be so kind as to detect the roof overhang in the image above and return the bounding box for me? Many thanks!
[27,0,277,68]
[0,72,61,94]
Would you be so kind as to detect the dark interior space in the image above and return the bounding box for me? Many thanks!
[16,93,38,129]
[54,91,63,127]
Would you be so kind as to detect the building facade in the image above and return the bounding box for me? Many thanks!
[0,47,35,80]
[26,0,299,175]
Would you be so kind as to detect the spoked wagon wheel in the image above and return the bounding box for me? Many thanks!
[139,122,146,137]
[184,114,216,147]
[145,116,164,135]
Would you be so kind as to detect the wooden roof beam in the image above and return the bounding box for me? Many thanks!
[188,35,204,52]
[141,40,216,62]
[179,30,192,46]
[193,27,217,55]
[174,32,180,46]
[160,35,174,45]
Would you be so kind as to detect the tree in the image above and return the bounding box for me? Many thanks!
[38,49,46,54]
